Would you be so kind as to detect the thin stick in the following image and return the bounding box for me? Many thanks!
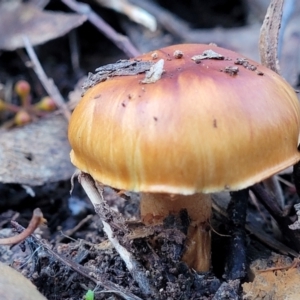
[0,208,45,245]
[56,214,93,243]
[61,0,140,58]
[78,172,156,297]
[22,35,71,120]
[96,0,157,32]
[129,0,190,39]
[258,257,300,273]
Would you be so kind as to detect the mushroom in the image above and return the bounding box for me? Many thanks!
[68,44,300,272]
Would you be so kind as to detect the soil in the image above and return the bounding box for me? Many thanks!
[0,1,300,300]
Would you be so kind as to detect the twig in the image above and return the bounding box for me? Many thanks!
[0,208,45,245]
[0,212,19,228]
[78,172,156,297]
[64,214,93,237]
[56,214,93,243]
[61,0,140,58]
[22,36,71,120]
[258,257,300,273]
[259,0,284,73]
[96,0,157,32]
[129,0,190,39]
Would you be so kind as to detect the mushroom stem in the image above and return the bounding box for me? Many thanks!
[140,192,212,272]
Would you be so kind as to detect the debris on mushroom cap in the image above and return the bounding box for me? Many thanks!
[234,58,257,71]
[69,44,300,194]
[151,52,158,59]
[173,50,183,59]
[191,49,225,63]
[82,60,154,93]
[221,66,239,76]
[141,59,164,84]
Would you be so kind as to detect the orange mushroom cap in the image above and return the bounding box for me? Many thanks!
[68,44,300,194]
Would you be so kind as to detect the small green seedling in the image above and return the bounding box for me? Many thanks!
[84,289,94,300]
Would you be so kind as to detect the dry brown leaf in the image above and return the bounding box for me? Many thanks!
[243,254,300,300]
[0,262,46,300]
[0,1,86,51]
[0,114,75,186]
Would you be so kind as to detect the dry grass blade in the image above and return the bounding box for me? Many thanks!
[22,36,71,120]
